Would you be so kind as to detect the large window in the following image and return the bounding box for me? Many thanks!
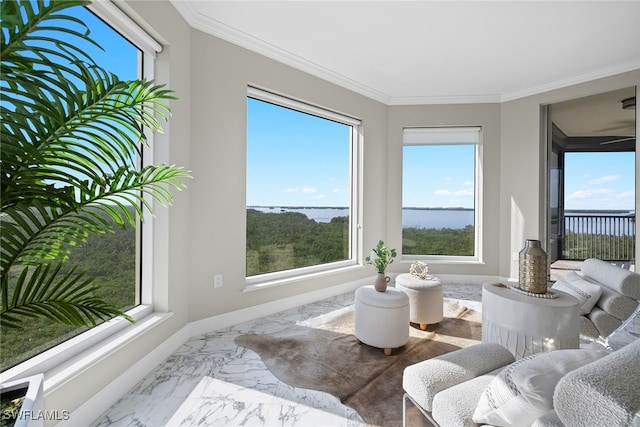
[246,88,360,283]
[0,4,149,371]
[402,127,481,259]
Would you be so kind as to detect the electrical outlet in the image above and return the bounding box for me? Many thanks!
[214,274,223,288]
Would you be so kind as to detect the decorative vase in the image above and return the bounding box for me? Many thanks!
[518,239,548,294]
[374,273,390,292]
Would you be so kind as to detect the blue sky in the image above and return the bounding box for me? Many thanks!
[564,152,635,211]
[246,98,351,207]
[68,5,635,213]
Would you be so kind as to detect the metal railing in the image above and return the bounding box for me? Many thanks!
[562,214,635,261]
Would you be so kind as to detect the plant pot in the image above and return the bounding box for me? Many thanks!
[374,273,390,292]
[0,374,44,427]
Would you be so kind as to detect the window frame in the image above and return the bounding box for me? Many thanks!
[245,86,362,288]
[1,3,161,380]
[401,126,483,263]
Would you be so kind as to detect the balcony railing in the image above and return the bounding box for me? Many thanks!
[562,214,635,261]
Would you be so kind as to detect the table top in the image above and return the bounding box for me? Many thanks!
[482,282,579,308]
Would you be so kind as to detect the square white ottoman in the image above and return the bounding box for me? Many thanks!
[396,273,443,330]
[354,285,410,355]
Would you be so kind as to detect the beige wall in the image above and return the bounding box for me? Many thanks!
[46,0,640,421]
[499,72,640,280]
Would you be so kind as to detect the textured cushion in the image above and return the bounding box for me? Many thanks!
[554,338,640,426]
[552,271,602,315]
[588,307,622,337]
[432,369,500,427]
[530,410,564,427]
[581,258,640,300]
[403,342,514,412]
[596,285,639,320]
[606,306,640,351]
[472,349,608,427]
[579,315,601,340]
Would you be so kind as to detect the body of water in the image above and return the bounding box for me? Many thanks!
[249,207,636,232]
[249,206,475,229]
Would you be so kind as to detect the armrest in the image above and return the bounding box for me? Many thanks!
[402,342,515,412]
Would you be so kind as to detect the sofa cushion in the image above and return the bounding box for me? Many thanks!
[403,342,514,412]
[581,258,640,300]
[552,271,602,315]
[596,284,639,320]
[588,306,622,337]
[472,349,608,427]
[605,306,640,351]
[554,338,640,426]
[432,368,501,427]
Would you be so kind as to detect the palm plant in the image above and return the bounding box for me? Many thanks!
[0,0,189,329]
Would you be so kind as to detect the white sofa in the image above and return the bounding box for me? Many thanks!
[402,339,640,427]
[552,258,640,340]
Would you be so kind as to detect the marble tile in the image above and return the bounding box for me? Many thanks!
[91,284,481,427]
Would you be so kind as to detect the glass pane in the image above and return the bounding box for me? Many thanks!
[402,144,476,256]
[1,5,141,371]
[562,152,635,260]
[246,98,352,276]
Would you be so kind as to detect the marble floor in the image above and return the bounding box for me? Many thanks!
[90,283,483,427]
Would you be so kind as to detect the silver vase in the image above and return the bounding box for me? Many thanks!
[518,239,548,294]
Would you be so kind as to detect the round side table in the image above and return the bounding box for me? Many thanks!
[354,285,410,355]
[395,273,443,330]
[481,282,580,359]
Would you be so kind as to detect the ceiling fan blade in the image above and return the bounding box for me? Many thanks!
[600,136,636,145]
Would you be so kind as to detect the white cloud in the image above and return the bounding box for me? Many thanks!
[435,189,451,196]
[589,174,621,185]
[454,189,474,197]
[566,188,614,200]
[285,187,318,194]
[463,181,473,187]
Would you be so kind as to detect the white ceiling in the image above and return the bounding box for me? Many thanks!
[171,0,640,105]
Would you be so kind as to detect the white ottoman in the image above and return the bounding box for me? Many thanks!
[395,273,443,330]
[354,285,410,355]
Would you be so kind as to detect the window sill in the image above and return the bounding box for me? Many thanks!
[401,255,484,265]
[0,305,159,385]
[244,263,362,292]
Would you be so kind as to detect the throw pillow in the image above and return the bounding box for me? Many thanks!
[472,349,608,427]
[552,271,603,315]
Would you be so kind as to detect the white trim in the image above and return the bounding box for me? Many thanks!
[169,0,640,106]
[403,126,481,145]
[247,86,362,127]
[88,0,162,55]
[246,88,362,286]
[62,276,370,425]
[0,305,152,384]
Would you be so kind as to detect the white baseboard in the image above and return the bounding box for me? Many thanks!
[65,276,370,426]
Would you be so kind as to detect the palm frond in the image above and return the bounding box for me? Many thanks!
[1,262,133,329]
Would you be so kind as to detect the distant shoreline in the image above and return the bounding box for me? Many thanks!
[248,206,474,211]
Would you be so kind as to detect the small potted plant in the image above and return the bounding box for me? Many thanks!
[365,240,397,292]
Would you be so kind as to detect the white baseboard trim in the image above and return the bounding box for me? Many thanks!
[65,276,370,426]
[188,276,369,337]
[65,273,500,425]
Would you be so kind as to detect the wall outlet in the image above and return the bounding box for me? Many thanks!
[214,274,223,288]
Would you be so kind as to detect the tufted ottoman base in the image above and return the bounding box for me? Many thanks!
[396,273,443,330]
[354,285,410,355]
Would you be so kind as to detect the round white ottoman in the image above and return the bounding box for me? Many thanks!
[395,273,443,330]
[354,285,410,356]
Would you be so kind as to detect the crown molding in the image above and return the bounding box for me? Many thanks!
[170,0,391,104]
[501,61,640,103]
[171,1,640,107]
